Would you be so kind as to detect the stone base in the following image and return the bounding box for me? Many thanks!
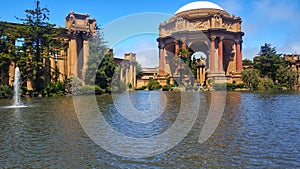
[207,72,227,84]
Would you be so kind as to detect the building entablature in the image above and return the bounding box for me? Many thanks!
[159,9,242,38]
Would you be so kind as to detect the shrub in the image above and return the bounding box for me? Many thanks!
[162,85,173,91]
[80,85,105,95]
[111,80,127,93]
[135,86,147,90]
[0,85,12,98]
[213,83,227,91]
[147,78,162,90]
[64,77,83,95]
[43,82,65,97]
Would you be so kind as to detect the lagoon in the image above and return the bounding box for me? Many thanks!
[0,91,299,168]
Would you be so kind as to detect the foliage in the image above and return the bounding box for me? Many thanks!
[111,80,127,93]
[64,77,83,95]
[135,86,147,90]
[242,68,261,90]
[15,0,65,92]
[257,77,274,91]
[84,31,107,85]
[162,85,173,91]
[80,85,105,95]
[43,81,65,97]
[147,78,161,90]
[242,58,253,64]
[0,85,12,98]
[276,66,298,89]
[213,83,246,91]
[253,43,287,82]
[136,63,143,79]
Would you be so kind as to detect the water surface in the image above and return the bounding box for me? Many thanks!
[0,91,299,168]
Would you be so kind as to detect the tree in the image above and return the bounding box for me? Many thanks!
[276,66,298,89]
[84,30,107,85]
[16,0,64,92]
[242,68,261,90]
[136,63,143,79]
[253,43,286,82]
[176,48,191,85]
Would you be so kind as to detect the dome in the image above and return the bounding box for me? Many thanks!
[175,1,224,14]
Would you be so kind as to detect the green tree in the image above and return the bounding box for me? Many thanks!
[95,51,117,93]
[253,43,286,82]
[16,0,64,92]
[276,66,298,89]
[147,78,161,90]
[242,68,261,90]
[85,30,107,85]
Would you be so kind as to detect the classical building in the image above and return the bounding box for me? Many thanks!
[1,12,136,89]
[157,1,244,85]
[284,54,300,86]
[114,52,137,88]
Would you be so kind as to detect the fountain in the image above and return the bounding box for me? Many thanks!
[3,67,28,108]
[13,67,21,106]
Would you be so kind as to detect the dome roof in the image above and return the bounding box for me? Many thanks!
[175,1,224,14]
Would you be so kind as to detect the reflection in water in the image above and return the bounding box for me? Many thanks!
[0,91,299,168]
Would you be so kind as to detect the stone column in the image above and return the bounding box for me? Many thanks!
[129,62,133,86]
[196,67,200,83]
[133,62,137,88]
[68,36,77,77]
[58,50,66,82]
[126,64,130,85]
[120,66,124,82]
[209,36,216,72]
[235,39,242,73]
[175,42,179,56]
[182,43,187,50]
[8,62,15,87]
[218,36,224,72]
[82,40,89,83]
[159,44,165,74]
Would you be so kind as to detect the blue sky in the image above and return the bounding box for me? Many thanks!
[1,0,300,67]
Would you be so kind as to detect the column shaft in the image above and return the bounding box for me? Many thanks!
[210,37,216,72]
[236,40,242,72]
[218,38,223,72]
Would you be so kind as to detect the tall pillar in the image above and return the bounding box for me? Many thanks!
[218,37,224,72]
[126,65,130,85]
[58,50,66,82]
[8,62,15,87]
[235,39,242,73]
[209,36,216,72]
[120,66,124,82]
[196,67,200,83]
[82,40,89,83]
[159,44,165,74]
[129,62,134,87]
[182,43,187,50]
[175,42,179,56]
[68,35,77,77]
[133,63,137,88]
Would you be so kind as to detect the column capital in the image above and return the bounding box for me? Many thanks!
[158,43,165,49]
[219,36,224,41]
[234,39,243,44]
[210,36,217,41]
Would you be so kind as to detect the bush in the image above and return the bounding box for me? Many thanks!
[80,85,105,95]
[0,85,12,98]
[43,82,65,97]
[64,77,83,95]
[214,83,227,91]
[257,77,274,91]
[147,78,162,90]
[162,85,173,91]
[135,86,147,90]
[111,80,127,93]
